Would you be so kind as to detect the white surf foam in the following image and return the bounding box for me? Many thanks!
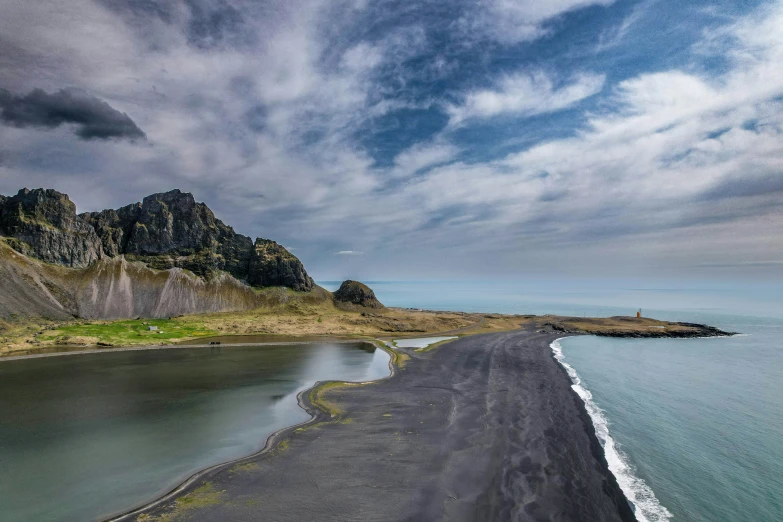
[551,338,673,522]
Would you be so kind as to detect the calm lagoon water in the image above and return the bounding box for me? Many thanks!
[393,336,456,349]
[0,343,389,522]
[319,281,783,522]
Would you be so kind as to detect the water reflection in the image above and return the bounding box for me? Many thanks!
[0,343,389,522]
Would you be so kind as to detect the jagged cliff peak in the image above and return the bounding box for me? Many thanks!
[248,239,314,291]
[0,188,102,267]
[0,187,313,292]
[80,188,255,280]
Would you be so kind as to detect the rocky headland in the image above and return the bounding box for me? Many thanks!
[0,194,737,522]
[0,186,733,351]
[0,188,314,319]
[116,329,638,522]
[538,315,736,338]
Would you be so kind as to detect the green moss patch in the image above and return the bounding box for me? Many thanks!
[136,482,224,522]
[229,462,261,474]
[308,381,354,420]
[39,318,217,346]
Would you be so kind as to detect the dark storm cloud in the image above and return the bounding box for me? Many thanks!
[0,88,146,141]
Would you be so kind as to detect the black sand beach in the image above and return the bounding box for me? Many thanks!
[115,329,635,522]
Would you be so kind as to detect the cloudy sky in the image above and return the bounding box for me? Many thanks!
[0,0,781,281]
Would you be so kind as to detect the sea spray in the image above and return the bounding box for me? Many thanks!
[551,339,673,522]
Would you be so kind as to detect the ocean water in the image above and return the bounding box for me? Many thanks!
[318,281,783,522]
[557,318,783,522]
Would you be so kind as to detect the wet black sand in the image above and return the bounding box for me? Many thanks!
[113,329,635,522]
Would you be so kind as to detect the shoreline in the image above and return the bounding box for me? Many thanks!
[118,329,639,521]
[0,339,376,363]
[550,338,652,520]
[548,335,638,521]
[6,324,732,520]
[1,314,734,362]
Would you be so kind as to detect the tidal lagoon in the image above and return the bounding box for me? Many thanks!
[0,342,390,522]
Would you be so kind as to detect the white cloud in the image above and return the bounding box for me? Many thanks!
[447,71,605,125]
[390,142,459,178]
[2,0,783,279]
[430,1,783,262]
[335,0,783,274]
[467,0,617,43]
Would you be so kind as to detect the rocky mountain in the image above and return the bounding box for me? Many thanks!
[0,187,315,319]
[79,190,265,282]
[0,188,311,287]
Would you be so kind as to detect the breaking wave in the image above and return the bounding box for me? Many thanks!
[551,338,673,522]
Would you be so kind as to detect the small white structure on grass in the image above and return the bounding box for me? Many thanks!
[148,326,159,331]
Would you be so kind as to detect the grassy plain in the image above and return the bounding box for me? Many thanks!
[0,290,524,356]
[0,287,726,357]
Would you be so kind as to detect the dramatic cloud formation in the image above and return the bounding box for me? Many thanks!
[0,88,145,140]
[0,0,780,280]
[447,71,606,124]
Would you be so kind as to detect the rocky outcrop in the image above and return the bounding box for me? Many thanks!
[81,190,256,280]
[80,203,141,257]
[333,280,384,308]
[0,188,102,267]
[537,316,735,338]
[0,188,314,292]
[590,322,733,338]
[248,239,314,291]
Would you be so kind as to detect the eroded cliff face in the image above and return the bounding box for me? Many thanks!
[0,240,265,320]
[0,188,316,319]
[248,239,314,291]
[0,242,76,320]
[75,257,262,319]
[80,203,141,257]
[80,189,257,280]
[0,189,103,267]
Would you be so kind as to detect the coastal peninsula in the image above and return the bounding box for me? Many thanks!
[115,327,641,522]
[2,1,778,518]
[0,187,733,522]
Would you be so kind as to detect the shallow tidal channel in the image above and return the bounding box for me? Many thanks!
[0,342,390,522]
